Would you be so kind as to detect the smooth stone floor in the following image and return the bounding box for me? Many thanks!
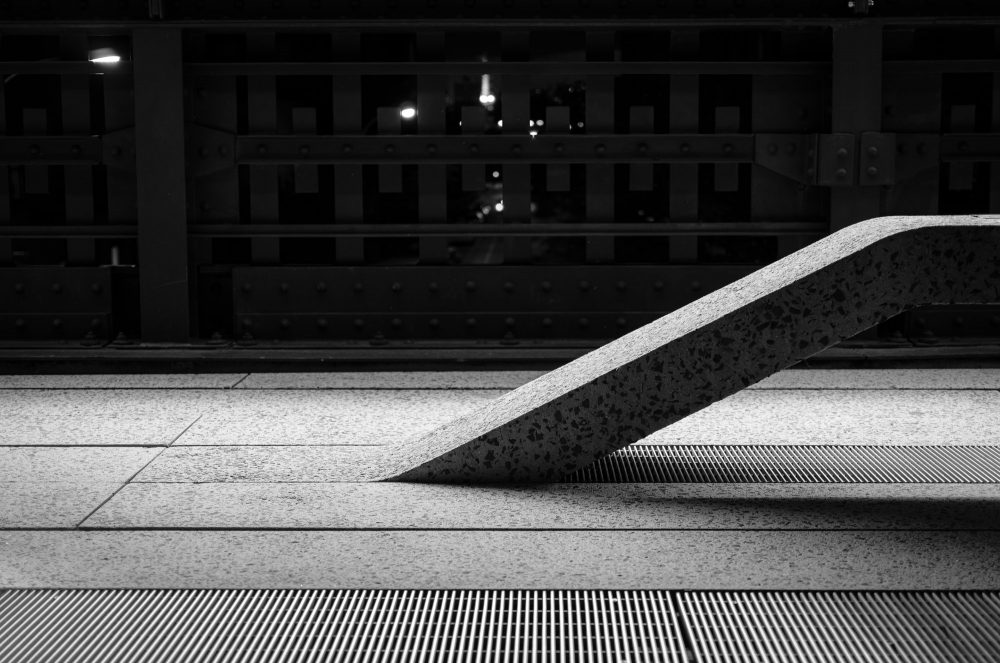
[3,530,999,590]
[83,482,1000,531]
[2,448,159,528]
[645,389,1000,446]
[3,369,1000,590]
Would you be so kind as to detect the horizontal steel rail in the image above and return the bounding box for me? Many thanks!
[190,222,827,238]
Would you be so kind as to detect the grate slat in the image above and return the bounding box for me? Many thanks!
[5,590,1000,662]
[562,445,1000,483]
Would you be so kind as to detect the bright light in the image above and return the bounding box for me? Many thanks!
[492,170,500,178]
[535,119,544,127]
[576,121,584,128]
[497,119,503,128]
[495,201,504,212]
[89,48,121,64]
[479,93,496,105]
[400,107,417,120]
[529,120,535,127]
[529,130,538,138]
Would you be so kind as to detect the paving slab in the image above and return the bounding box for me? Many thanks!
[643,389,1000,446]
[753,368,1000,390]
[0,374,247,389]
[133,446,383,482]
[237,371,546,390]
[173,390,505,446]
[0,483,124,528]
[83,482,1000,531]
[0,414,200,446]
[0,390,210,418]
[0,448,159,482]
[3,530,998,590]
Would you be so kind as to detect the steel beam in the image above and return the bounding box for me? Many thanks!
[132,28,190,341]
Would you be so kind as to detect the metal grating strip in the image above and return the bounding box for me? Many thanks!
[4,591,1000,662]
[562,445,1000,483]
[678,592,1000,663]
[0,590,688,663]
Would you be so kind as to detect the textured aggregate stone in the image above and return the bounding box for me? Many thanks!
[379,216,1000,482]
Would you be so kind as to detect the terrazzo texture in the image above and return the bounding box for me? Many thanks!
[133,446,383,483]
[752,368,1000,389]
[4,530,999,590]
[0,415,200,446]
[0,374,247,389]
[383,216,1000,482]
[1,448,159,528]
[173,390,504,446]
[82,482,1000,531]
[236,371,546,390]
[643,389,1000,446]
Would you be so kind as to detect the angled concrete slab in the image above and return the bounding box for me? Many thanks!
[378,216,1000,482]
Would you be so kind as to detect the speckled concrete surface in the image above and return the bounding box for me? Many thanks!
[132,446,383,482]
[82,482,1000,531]
[0,389,209,418]
[0,374,247,389]
[753,368,1000,390]
[173,390,505,446]
[236,371,546,390]
[1,483,124,528]
[380,216,1000,482]
[643,389,1000,446]
[3,530,999,589]
[1,448,160,528]
[0,448,159,483]
[0,415,200,446]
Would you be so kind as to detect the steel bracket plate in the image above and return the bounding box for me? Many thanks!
[754,134,816,185]
[186,124,236,177]
[816,133,856,186]
[102,127,136,172]
[859,132,895,186]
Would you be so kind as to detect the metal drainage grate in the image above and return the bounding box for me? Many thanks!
[0,589,687,663]
[563,445,1000,483]
[679,591,1000,662]
[2,590,1000,662]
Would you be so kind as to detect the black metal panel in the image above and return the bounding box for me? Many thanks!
[0,12,998,345]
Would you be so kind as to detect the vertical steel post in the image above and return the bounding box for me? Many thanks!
[0,35,10,265]
[132,28,190,341]
[668,29,699,263]
[831,22,883,230]
[585,31,615,264]
[417,32,448,264]
[332,32,364,264]
[247,32,280,265]
[61,34,96,266]
[992,29,1000,213]
[501,30,532,263]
